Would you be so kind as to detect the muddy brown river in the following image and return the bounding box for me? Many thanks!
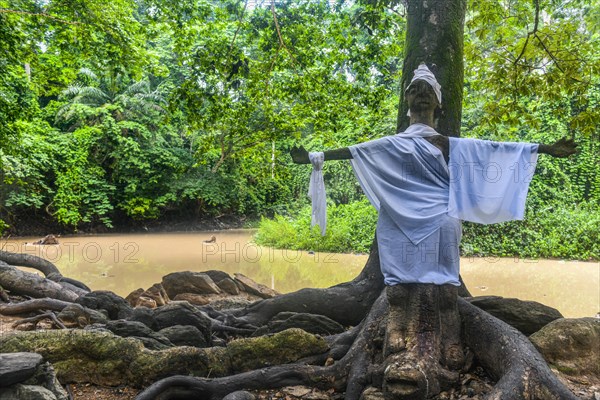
[2,230,598,318]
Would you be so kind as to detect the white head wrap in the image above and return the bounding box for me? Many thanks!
[406,63,442,116]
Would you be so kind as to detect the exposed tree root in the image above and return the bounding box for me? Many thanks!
[0,246,581,400]
[0,328,329,387]
[0,298,74,315]
[0,250,61,276]
[135,293,389,400]
[382,284,465,399]
[0,262,81,301]
[225,239,384,327]
[459,298,579,400]
[12,311,67,330]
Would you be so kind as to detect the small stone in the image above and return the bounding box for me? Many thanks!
[234,273,279,299]
[222,391,256,400]
[282,386,312,397]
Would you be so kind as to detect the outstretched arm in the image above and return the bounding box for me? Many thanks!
[290,145,353,164]
[538,137,578,158]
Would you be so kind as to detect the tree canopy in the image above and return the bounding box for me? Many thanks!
[0,0,598,258]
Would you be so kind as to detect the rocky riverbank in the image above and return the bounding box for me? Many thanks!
[1,267,599,400]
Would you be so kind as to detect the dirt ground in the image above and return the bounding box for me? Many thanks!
[1,315,599,400]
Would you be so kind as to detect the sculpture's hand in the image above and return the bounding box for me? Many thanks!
[290,145,310,164]
[549,137,578,158]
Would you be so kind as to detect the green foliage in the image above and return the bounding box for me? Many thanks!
[255,199,377,253]
[461,201,600,260]
[51,127,116,228]
[0,0,598,253]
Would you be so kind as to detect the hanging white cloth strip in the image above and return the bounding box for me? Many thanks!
[308,151,326,236]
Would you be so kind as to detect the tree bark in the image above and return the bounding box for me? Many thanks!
[459,298,579,400]
[0,262,80,302]
[0,250,61,276]
[398,0,467,136]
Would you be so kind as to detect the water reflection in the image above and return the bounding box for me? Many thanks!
[1,231,598,318]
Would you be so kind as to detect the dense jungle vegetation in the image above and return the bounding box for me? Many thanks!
[1,0,599,259]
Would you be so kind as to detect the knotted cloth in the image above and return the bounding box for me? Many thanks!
[308,151,326,235]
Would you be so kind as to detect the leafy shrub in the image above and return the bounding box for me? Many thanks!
[256,199,599,260]
[255,199,377,253]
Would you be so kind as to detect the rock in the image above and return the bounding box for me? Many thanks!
[159,325,208,348]
[153,302,212,345]
[125,288,144,307]
[530,317,600,379]
[234,273,279,299]
[136,296,157,308]
[128,307,158,330]
[144,283,170,306]
[173,293,211,305]
[161,272,222,297]
[0,352,43,387]
[468,296,562,335]
[222,391,256,400]
[203,270,232,283]
[216,278,240,295]
[0,353,67,400]
[227,328,329,373]
[253,312,345,336]
[283,386,312,397]
[208,297,254,311]
[76,291,133,320]
[103,320,173,349]
[0,384,57,400]
[126,284,168,308]
[25,361,68,400]
[57,304,107,328]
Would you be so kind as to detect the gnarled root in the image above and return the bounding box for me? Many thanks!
[135,293,390,400]
[382,284,465,399]
[224,239,385,327]
[458,298,579,400]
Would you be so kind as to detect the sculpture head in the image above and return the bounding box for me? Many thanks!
[405,63,442,117]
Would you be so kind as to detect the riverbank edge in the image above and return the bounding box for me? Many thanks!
[1,213,258,239]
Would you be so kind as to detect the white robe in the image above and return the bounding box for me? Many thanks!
[349,124,538,286]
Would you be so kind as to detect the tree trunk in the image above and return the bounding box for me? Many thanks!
[398,0,466,136]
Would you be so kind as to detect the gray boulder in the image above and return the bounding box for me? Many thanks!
[0,353,43,387]
[153,301,212,345]
[253,312,345,336]
[0,384,57,400]
[129,306,159,330]
[75,290,133,320]
[159,325,209,347]
[222,391,256,400]
[0,353,68,400]
[468,296,562,335]
[162,271,221,297]
[530,317,600,379]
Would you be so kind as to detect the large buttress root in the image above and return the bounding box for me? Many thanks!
[135,293,390,400]
[226,239,384,327]
[382,284,465,399]
[458,298,579,400]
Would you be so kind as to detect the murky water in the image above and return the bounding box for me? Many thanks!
[2,230,598,318]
